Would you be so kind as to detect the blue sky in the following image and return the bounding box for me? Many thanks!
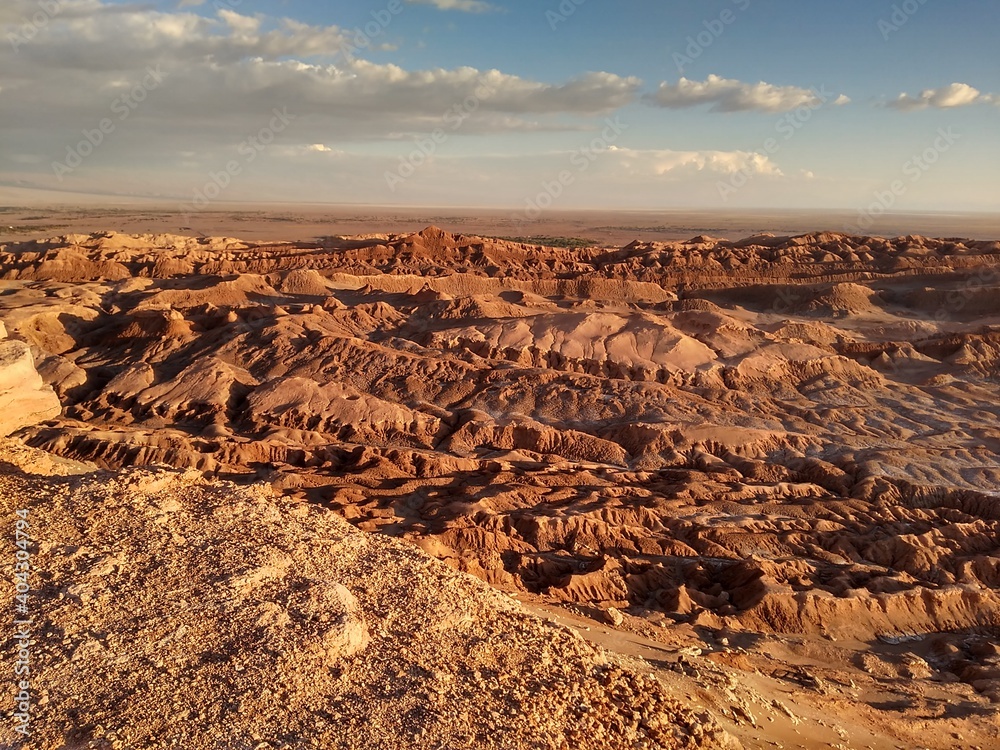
[1,0,997,213]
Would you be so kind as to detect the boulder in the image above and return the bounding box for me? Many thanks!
[0,337,61,436]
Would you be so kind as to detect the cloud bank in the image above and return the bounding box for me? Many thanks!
[1,3,640,140]
[645,75,849,113]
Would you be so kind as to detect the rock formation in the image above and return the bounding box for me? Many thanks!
[2,227,1000,748]
[0,322,60,436]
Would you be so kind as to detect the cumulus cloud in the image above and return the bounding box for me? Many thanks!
[886,82,997,111]
[645,75,848,113]
[604,147,783,178]
[405,0,500,12]
[0,2,806,210]
[0,1,646,201]
[0,3,639,135]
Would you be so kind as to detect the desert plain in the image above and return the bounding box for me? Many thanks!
[1,208,1000,749]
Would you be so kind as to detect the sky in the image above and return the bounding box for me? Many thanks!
[0,0,997,215]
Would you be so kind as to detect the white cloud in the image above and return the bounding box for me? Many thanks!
[887,82,997,111]
[0,1,826,209]
[405,0,500,12]
[645,75,848,113]
[603,147,783,178]
[218,9,262,36]
[0,0,648,203]
[0,2,639,139]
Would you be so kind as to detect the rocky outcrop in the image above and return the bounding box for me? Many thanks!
[0,324,60,436]
[0,442,734,750]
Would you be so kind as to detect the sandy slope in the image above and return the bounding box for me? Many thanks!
[0,440,734,749]
[2,226,1000,748]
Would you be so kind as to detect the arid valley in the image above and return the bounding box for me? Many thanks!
[1,217,999,748]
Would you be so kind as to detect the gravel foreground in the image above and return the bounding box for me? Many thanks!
[0,439,737,750]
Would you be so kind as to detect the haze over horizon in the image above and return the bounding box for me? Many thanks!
[1,0,997,215]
